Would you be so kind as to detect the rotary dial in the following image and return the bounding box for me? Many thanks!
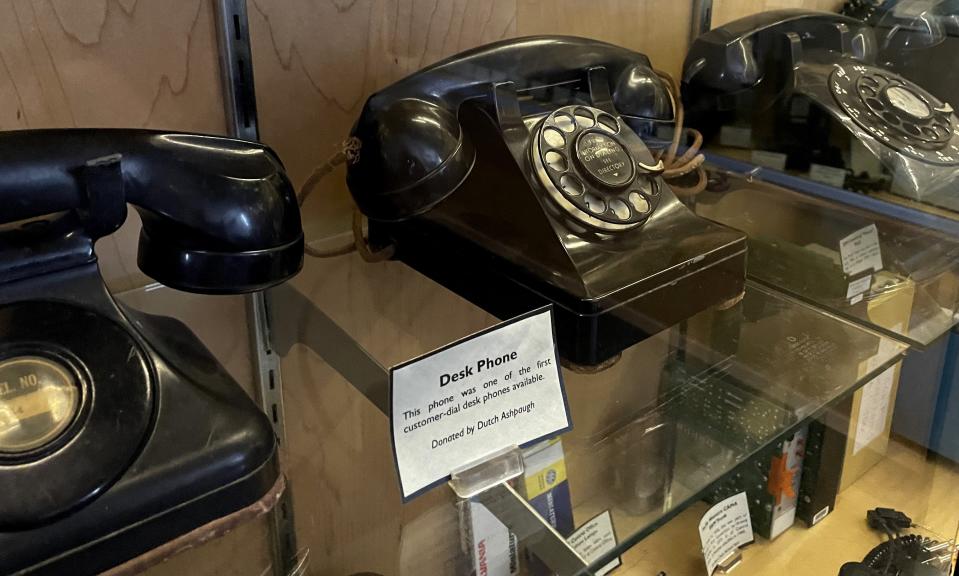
[531,105,663,232]
[830,64,959,165]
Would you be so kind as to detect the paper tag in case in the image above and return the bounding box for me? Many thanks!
[840,224,883,276]
[699,492,754,575]
[567,510,621,576]
[390,307,570,500]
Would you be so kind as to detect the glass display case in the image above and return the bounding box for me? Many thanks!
[683,165,959,348]
[5,1,959,575]
[263,253,958,576]
[248,3,959,574]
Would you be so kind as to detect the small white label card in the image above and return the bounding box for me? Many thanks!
[840,224,884,276]
[846,274,873,302]
[750,150,788,171]
[720,125,752,148]
[853,366,897,455]
[808,163,848,188]
[699,492,754,576]
[391,307,570,501]
[568,510,621,576]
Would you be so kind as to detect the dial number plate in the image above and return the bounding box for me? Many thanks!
[532,105,661,231]
[830,64,959,165]
[0,356,79,454]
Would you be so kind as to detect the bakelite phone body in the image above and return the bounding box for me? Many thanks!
[347,36,747,366]
[0,129,303,575]
[683,10,959,211]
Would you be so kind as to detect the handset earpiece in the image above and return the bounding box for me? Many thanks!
[347,98,475,222]
[613,63,673,122]
[0,130,303,295]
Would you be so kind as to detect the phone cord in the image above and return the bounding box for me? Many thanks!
[653,70,708,197]
[297,137,395,262]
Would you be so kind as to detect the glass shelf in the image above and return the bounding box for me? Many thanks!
[270,266,908,575]
[556,281,907,574]
[683,164,959,348]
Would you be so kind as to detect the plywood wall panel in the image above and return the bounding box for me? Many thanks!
[0,0,227,292]
[249,0,518,243]
[712,0,844,28]
[516,0,693,80]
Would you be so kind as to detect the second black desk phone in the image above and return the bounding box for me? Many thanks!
[683,10,959,210]
[0,129,303,574]
[346,36,748,366]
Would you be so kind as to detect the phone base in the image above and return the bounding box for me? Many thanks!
[0,264,279,576]
[373,219,747,366]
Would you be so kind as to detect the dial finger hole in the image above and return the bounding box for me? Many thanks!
[574,107,596,128]
[904,122,921,136]
[921,126,939,139]
[560,174,584,196]
[609,198,631,220]
[585,193,606,214]
[597,113,619,134]
[882,111,902,125]
[648,178,661,195]
[866,98,885,111]
[862,76,880,88]
[543,128,565,148]
[554,113,576,133]
[628,192,650,213]
[544,150,568,172]
[860,86,877,97]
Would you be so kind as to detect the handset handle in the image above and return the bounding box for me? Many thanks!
[683,10,875,92]
[697,9,861,46]
[0,129,303,293]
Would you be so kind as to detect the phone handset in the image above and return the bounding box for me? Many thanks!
[346,36,674,226]
[683,10,959,171]
[0,129,303,293]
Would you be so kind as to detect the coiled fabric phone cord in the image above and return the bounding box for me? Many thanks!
[653,69,708,197]
[297,137,394,262]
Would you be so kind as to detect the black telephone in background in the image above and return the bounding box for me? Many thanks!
[683,10,959,211]
[844,0,959,107]
[0,129,302,575]
[347,36,747,366]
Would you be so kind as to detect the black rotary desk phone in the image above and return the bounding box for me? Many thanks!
[347,36,748,366]
[0,130,303,575]
[682,10,959,210]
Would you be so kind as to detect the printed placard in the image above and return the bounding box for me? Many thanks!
[854,366,896,455]
[840,224,884,276]
[391,307,570,501]
[750,150,788,171]
[699,492,754,576]
[720,125,752,148]
[568,510,621,576]
[808,163,848,188]
[846,275,873,302]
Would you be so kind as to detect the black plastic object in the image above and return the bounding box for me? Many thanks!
[0,129,304,293]
[0,129,299,575]
[348,36,747,366]
[844,0,959,107]
[839,563,882,576]
[682,10,959,209]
